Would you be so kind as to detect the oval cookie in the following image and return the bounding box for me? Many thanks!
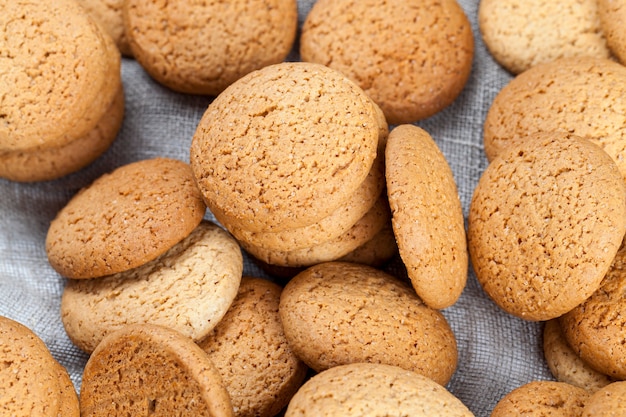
[582,381,626,416]
[491,381,589,417]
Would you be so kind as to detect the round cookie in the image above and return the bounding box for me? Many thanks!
[123,0,297,95]
[80,323,233,417]
[0,85,125,182]
[483,57,626,181]
[542,319,613,393]
[0,0,121,152]
[190,62,380,233]
[598,0,626,65]
[300,0,474,124]
[198,277,308,417]
[478,0,609,75]
[285,363,474,417]
[385,124,467,309]
[279,262,458,386]
[468,133,626,321]
[61,221,243,353]
[77,0,132,56]
[46,158,206,279]
[582,381,626,416]
[490,381,589,417]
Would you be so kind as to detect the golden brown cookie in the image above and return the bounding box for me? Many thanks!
[598,0,626,65]
[478,0,609,74]
[198,277,308,417]
[77,0,132,56]
[490,381,589,417]
[46,158,206,279]
[337,221,398,268]
[468,133,626,321]
[582,381,626,416]
[285,363,474,417]
[80,324,233,417]
[300,0,474,124]
[386,124,467,309]
[123,0,297,95]
[279,262,458,386]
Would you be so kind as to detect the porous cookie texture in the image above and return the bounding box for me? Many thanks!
[598,0,626,64]
[0,85,125,182]
[0,0,121,152]
[582,381,626,416]
[46,158,206,279]
[478,0,609,74]
[386,124,467,309]
[483,57,626,181]
[279,262,458,386]
[198,277,308,417]
[468,133,626,321]
[490,381,589,417]
[559,240,626,380]
[285,363,474,417]
[190,62,380,233]
[123,0,297,95]
[80,324,233,417]
[78,0,132,56]
[543,319,612,393]
[0,316,79,417]
[300,0,474,124]
[61,221,243,353]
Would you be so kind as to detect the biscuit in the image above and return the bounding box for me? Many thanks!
[598,0,626,65]
[542,319,612,393]
[279,262,458,386]
[61,221,242,353]
[468,133,626,321]
[582,381,626,416]
[490,381,589,417]
[46,158,206,279]
[77,0,132,56]
[285,363,474,416]
[337,221,398,268]
[198,277,308,417]
[123,0,297,95]
[80,324,233,417]
[386,124,467,309]
[190,62,380,233]
[478,0,609,74]
[483,57,626,182]
[300,0,474,124]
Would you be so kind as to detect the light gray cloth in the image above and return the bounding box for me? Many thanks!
[0,0,553,415]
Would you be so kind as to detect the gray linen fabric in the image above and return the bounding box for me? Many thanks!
[0,0,554,415]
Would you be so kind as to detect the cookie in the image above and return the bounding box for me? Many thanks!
[77,0,132,56]
[0,316,79,417]
[285,363,474,417]
[80,323,233,416]
[198,277,308,417]
[598,0,626,65]
[123,0,297,95]
[386,124,467,309]
[0,85,124,182]
[0,0,121,153]
[468,133,626,321]
[490,381,589,417]
[61,221,242,353]
[542,319,612,393]
[190,62,380,233]
[46,158,206,279]
[337,221,398,268]
[559,239,626,380]
[478,0,609,74]
[300,0,474,124]
[483,57,626,182]
[279,262,458,386]
[582,381,626,416]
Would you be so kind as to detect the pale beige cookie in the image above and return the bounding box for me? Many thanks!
[198,277,308,417]
[191,62,380,233]
[123,0,297,95]
[542,319,612,393]
[468,133,626,321]
[77,0,132,56]
[483,57,626,182]
[490,381,589,417]
[0,85,124,182]
[478,0,609,74]
[386,124,467,309]
[46,158,206,279]
[598,0,626,64]
[300,0,474,124]
[279,262,458,386]
[80,324,233,417]
[582,381,626,416]
[285,363,474,417]
[61,221,242,353]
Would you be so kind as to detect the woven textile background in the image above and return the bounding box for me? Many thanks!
[0,0,554,415]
